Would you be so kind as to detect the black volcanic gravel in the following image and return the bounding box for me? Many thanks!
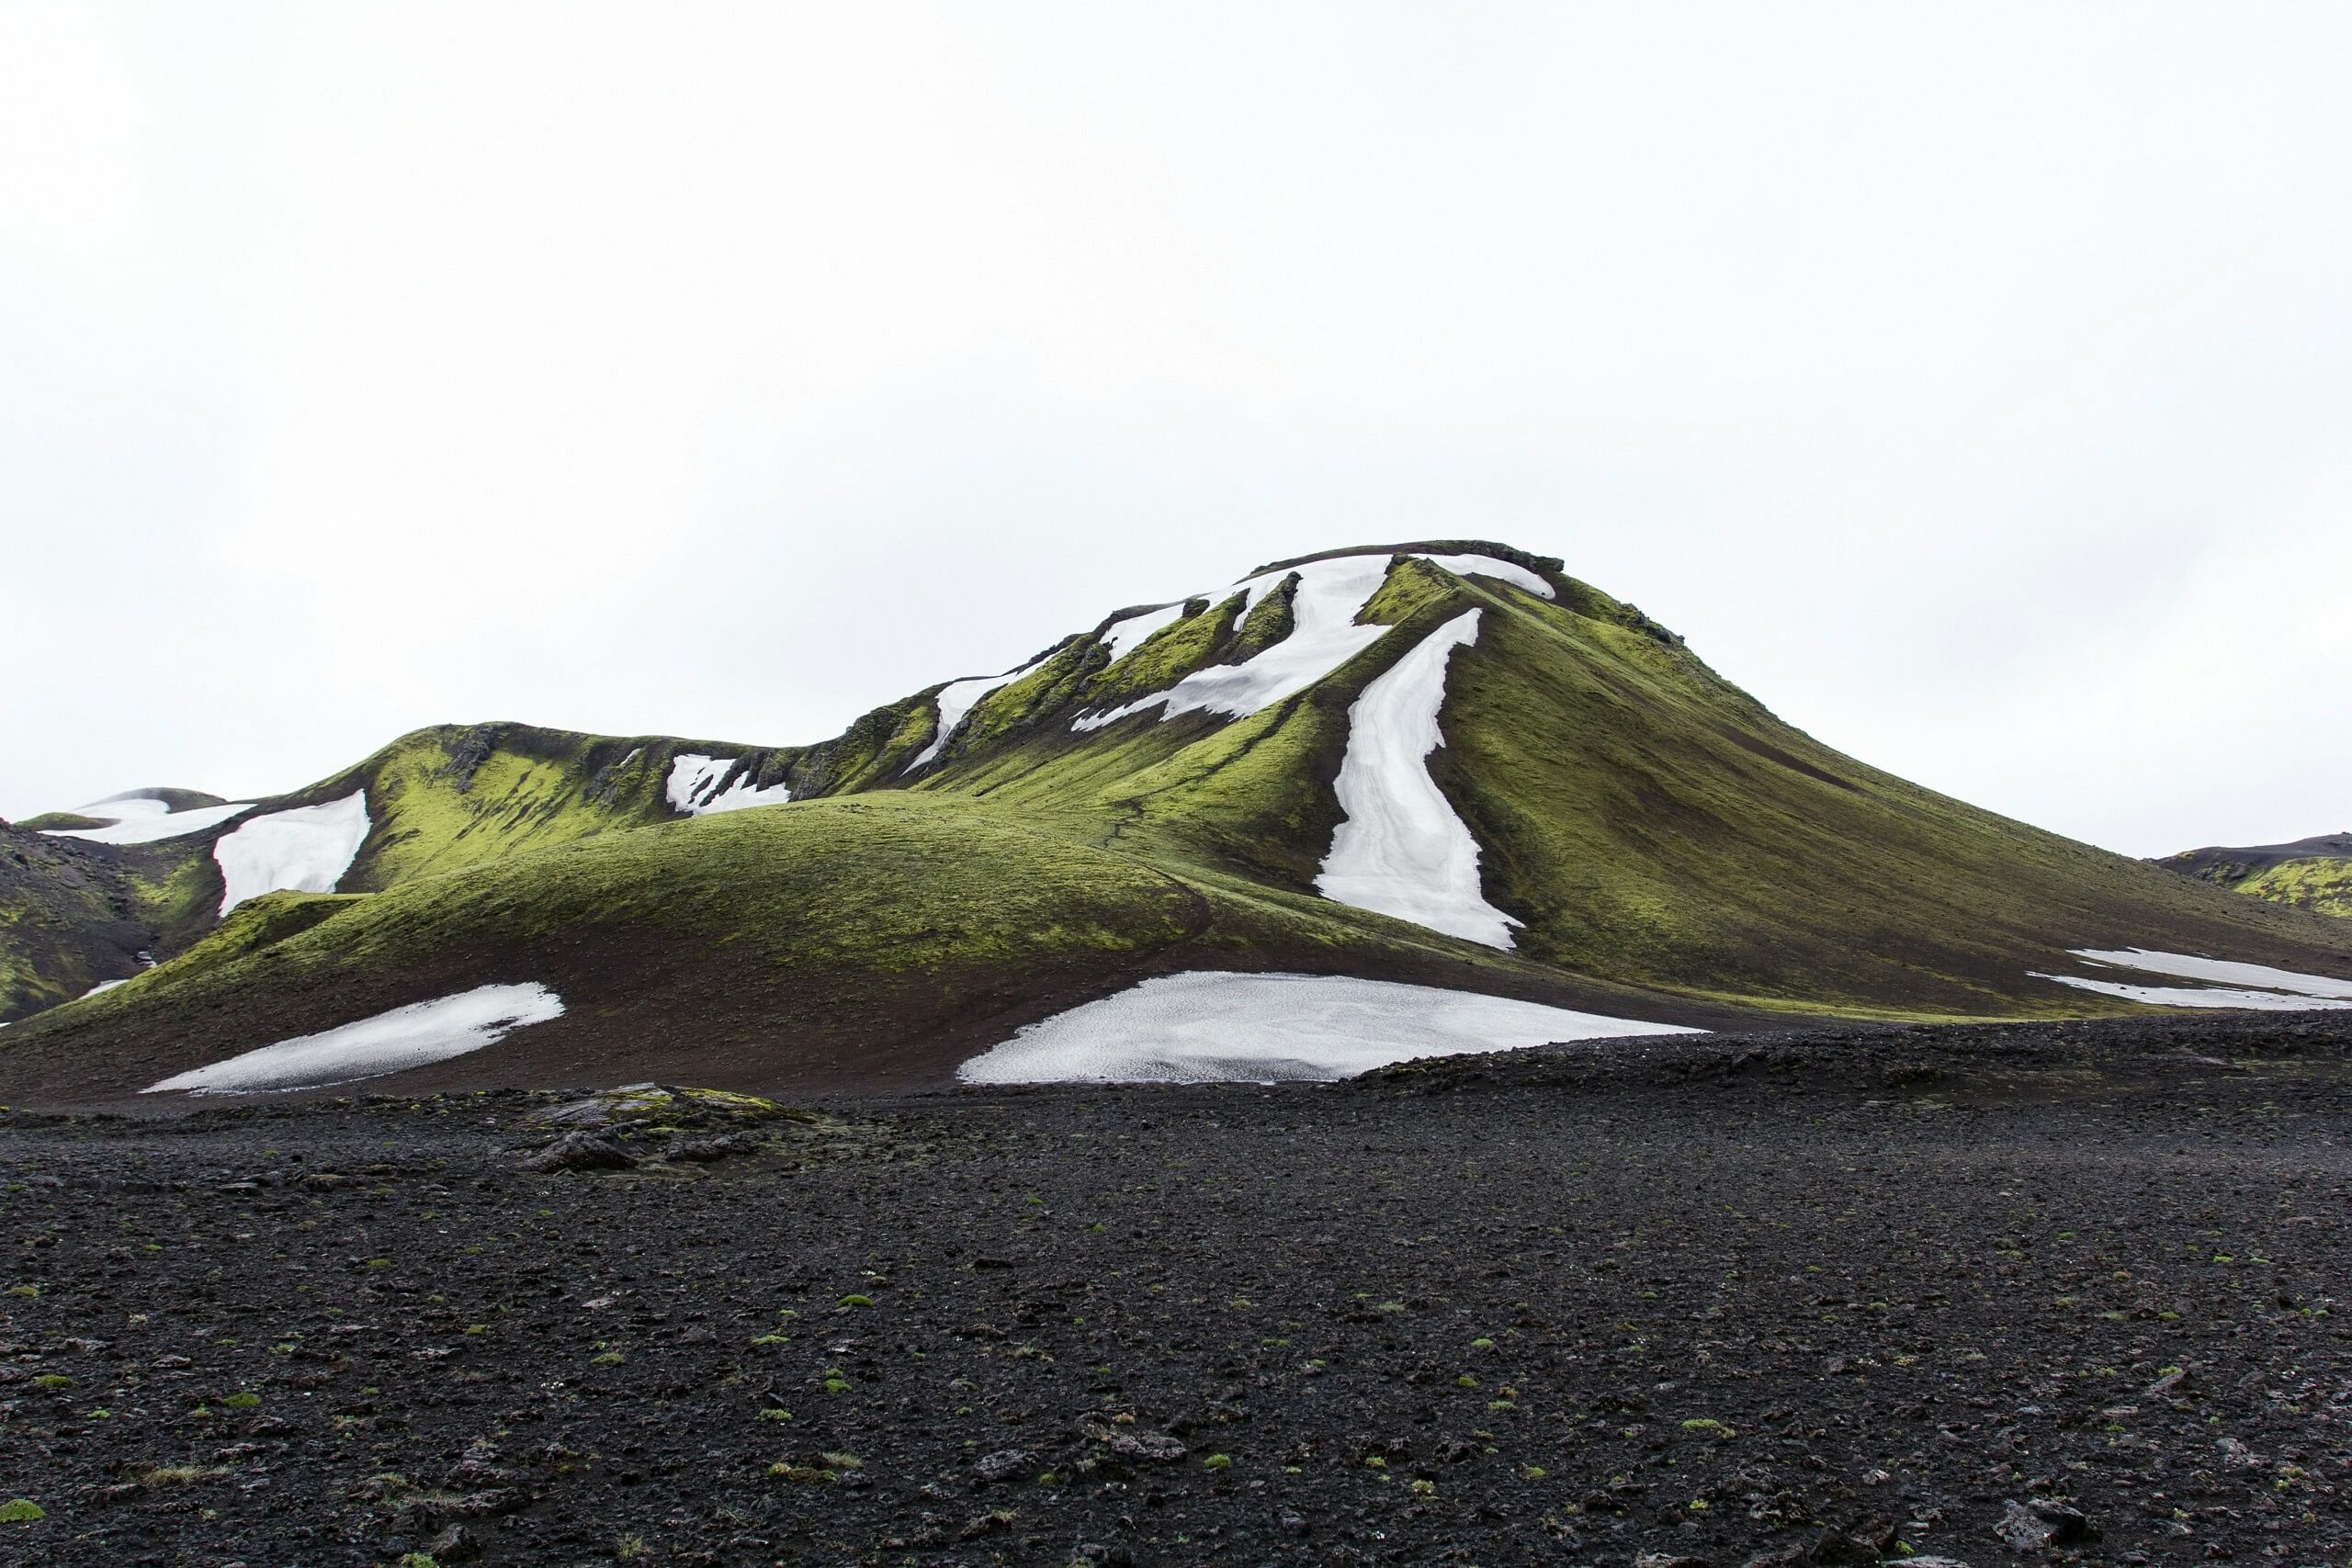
[2,1010,2350,1566]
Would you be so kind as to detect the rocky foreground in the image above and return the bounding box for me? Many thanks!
[1,1010,2348,1566]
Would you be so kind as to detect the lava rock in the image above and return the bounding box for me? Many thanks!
[521,1132,637,1174]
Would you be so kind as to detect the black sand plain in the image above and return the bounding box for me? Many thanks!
[2,1010,2348,1566]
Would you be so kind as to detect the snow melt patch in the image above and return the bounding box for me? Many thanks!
[905,649,1059,772]
[44,795,254,845]
[213,791,370,915]
[143,982,565,1095]
[665,754,791,817]
[957,970,1697,1085]
[1072,552,1553,732]
[1315,610,1518,948]
[2033,947,2352,1010]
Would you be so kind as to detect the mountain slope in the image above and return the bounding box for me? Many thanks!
[2158,833,2352,919]
[4,541,2348,1101]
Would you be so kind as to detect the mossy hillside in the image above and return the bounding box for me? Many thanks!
[336,723,809,891]
[2159,839,2352,919]
[922,558,1523,898]
[16,813,107,833]
[344,726,668,890]
[1076,594,1240,708]
[146,893,366,987]
[119,839,231,951]
[0,826,146,1021]
[1432,588,2352,1017]
[0,792,1694,1103]
[2231,857,2352,918]
[931,637,1092,763]
[1228,576,1298,660]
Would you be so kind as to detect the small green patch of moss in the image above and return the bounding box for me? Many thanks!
[0,1499,44,1523]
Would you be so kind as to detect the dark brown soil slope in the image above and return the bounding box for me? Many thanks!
[1,1010,2348,1566]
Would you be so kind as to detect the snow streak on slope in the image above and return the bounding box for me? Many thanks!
[1098,602,1191,664]
[143,982,565,1094]
[2071,948,2352,999]
[957,970,1696,1084]
[2033,947,2352,1010]
[905,649,1059,772]
[666,754,791,816]
[1072,552,1553,732]
[43,795,254,845]
[213,791,371,914]
[1315,610,1518,948]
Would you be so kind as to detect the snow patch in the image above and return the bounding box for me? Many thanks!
[1072,551,1553,732]
[2034,947,2352,1010]
[665,754,791,817]
[1415,553,1557,602]
[44,796,254,845]
[142,982,566,1095]
[2070,948,2352,999]
[957,970,1696,1085]
[2034,976,2349,1011]
[905,649,1059,772]
[1315,610,1518,948]
[213,791,371,915]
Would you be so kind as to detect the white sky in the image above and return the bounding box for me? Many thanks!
[3,3,2347,858]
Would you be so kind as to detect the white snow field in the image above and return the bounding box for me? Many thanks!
[143,982,566,1095]
[905,649,1059,772]
[2071,948,2352,999]
[1098,602,1192,664]
[212,790,371,915]
[957,970,1696,1085]
[665,754,791,816]
[1316,610,1519,948]
[1071,552,1552,732]
[42,793,254,845]
[2034,947,2352,1010]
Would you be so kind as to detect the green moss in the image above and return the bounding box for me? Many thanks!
[1079,594,1242,707]
[2231,858,2352,919]
[16,813,105,832]
[350,728,662,888]
[1357,555,1459,626]
[944,639,1087,758]
[1228,577,1297,660]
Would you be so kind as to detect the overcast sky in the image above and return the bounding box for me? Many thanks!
[3,3,2347,857]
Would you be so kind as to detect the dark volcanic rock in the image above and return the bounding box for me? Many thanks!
[519,1130,637,1172]
[0,1010,2346,1564]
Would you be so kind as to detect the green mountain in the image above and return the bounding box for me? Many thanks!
[2157,833,2352,919]
[5,541,2347,1104]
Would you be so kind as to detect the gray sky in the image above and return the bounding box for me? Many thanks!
[4,3,2347,858]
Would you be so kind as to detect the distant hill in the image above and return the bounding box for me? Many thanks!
[4,540,2346,1102]
[2156,833,2352,919]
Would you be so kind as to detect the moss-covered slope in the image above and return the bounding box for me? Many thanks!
[0,794,1729,1102]
[2158,834,2352,919]
[0,822,149,1021]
